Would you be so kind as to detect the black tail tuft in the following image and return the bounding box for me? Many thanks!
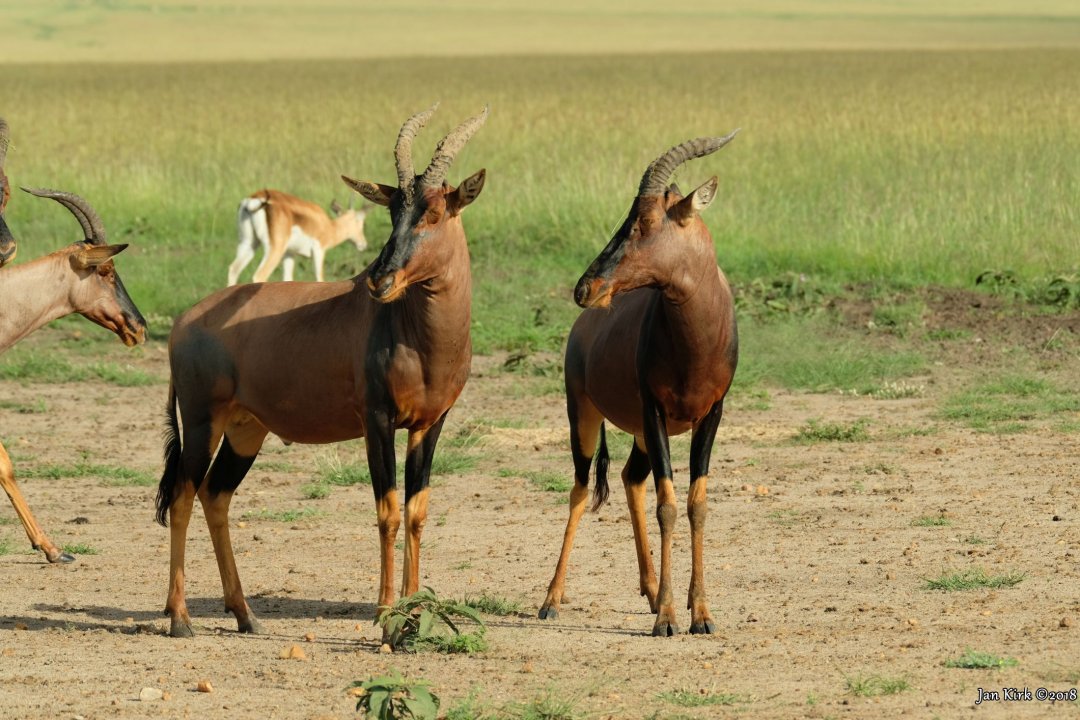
[155,383,181,527]
[590,422,610,512]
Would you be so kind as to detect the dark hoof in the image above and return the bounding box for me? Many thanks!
[690,620,717,635]
[169,619,195,638]
[48,551,76,564]
[651,620,679,637]
[537,605,559,620]
[237,617,263,634]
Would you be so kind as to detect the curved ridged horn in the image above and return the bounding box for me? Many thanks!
[21,187,107,245]
[419,105,489,189]
[0,117,9,169]
[637,130,740,197]
[395,103,439,201]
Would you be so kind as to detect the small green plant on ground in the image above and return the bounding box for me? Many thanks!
[240,507,323,523]
[459,594,523,616]
[378,587,486,654]
[923,568,1025,591]
[0,538,14,556]
[796,418,870,443]
[502,688,586,720]
[912,514,951,527]
[350,670,439,720]
[766,509,802,527]
[61,544,98,555]
[945,649,1019,669]
[301,483,331,500]
[845,674,911,697]
[316,452,371,486]
[0,399,47,413]
[499,468,572,493]
[656,689,743,707]
[443,689,496,720]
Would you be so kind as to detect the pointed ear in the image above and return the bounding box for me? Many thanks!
[73,243,128,269]
[447,169,486,216]
[341,175,395,207]
[670,176,719,226]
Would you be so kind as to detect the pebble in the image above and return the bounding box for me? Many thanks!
[197,680,214,693]
[279,645,306,660]
[1060,617,1072,629]
[304,632,316,642]
[139,687,163,702]
[378,643,393,654]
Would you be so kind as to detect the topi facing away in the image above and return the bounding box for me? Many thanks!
[538,131,740,636]
[156,104,488,638]
[0,118,17,266]
[0,186,146,563]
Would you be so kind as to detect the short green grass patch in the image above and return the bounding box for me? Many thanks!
[923,568,1025,591]
[940,375,1080,432]
[502,689,587,720]
[500,468,572,493]
[301,483,331,500]
[945,649,1019,670]
[21,462,155,486]
[459,594,524,617]
[241,507,323,523]
[61,544,99,556]
[656,689,743,707]
[845,674,911,697]
[0,353,158,386]
[0,399,48,414]
[795,418,870,443]
[0,537,14,556]
[912,515,951,527]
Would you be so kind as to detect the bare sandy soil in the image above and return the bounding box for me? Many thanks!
[1,295,1078,720]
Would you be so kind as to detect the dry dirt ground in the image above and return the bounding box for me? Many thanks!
[0,294,1078,720]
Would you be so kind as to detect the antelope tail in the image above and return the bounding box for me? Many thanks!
[155,382,182,527]
[591,422,610,512]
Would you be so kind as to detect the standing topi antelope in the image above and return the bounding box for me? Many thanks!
[0,186,147,563]
[156,104,488,638]
[227,189,369,286]
[538,132,740,636]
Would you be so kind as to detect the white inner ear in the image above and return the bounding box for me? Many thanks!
[691,178,719,213]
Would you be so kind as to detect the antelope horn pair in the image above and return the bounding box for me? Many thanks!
[394,103,489,202]
[637,129,741,198]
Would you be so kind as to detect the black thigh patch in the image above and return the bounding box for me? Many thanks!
[206,436,258,495]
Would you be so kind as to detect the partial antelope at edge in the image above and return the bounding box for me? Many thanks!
[538,131,740,636]
[156,103,488,638]
[0,179,147,564]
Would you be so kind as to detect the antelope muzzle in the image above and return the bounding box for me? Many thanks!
[574,272,614,309]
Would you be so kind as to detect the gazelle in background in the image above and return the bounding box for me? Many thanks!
[228,190,369,285]
[0,118,17,266]
[0,186,147,563]
[157,104,487,638]
[538,132,740,637]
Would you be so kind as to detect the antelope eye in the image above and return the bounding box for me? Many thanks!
[425,208,442,225]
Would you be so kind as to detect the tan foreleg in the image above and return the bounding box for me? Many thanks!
[0,441,72,563]
[623,437,658,611]
[686,476,714,633]
[401,486,430,598]
[376,489,401,610]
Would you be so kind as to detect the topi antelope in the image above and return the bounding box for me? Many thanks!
[0,187,147,563]
[538,132,740,636]
[156,104,488,638]
[227,189,370,286]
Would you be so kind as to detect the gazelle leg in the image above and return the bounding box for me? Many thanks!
[539,397,602,620]
[366,407,399,612]
[312,245,326,282]
[281,255,296,282]
[0,440,73,563]
[401,414,446,597]
[687,400,724,634]
[623,437,657,611]
[251,242,287,283]
[642,394,678,636]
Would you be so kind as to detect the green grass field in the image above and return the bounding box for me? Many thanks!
[2,49,1077,353]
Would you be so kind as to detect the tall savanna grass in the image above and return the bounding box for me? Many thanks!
[1,50,1077,350]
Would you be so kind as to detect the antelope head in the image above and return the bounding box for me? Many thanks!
[23,188,147,347]
[0,118,16,266]
[342,104,488,303]
[574,131,739,309]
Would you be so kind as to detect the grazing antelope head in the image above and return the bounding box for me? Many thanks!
[329,197,370,252]
[23,187,147,347]
[574,131,739,309]
[0,118,17,265]
[342,104,488,303]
